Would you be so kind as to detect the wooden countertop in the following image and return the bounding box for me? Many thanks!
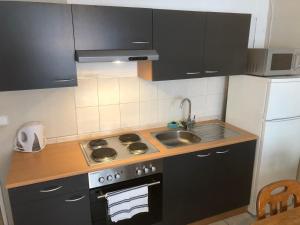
[5,120,257,189]
[252,207,300,225]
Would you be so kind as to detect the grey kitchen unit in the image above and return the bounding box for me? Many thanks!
[72,5,153,51]
[8,140,256,225]
[139,10,251,81]
[163,141,256,225]
[9,175,91,225]
[0,2,251,91]
[0,2,77,91]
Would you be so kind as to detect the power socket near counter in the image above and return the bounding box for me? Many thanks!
[0,116,9,126]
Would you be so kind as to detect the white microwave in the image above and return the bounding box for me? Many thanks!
[247,48,300,76]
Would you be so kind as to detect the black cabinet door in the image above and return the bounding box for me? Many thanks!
[163,149,215,225]
[163,141,256,225]
[12,190,92,225]
[203,13,251,76]
[72,5,152,51]
[0,2,77,91]
[212,141,256,214]
[152,10,206,81]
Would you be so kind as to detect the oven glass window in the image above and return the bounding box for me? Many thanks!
[271,54,293,70]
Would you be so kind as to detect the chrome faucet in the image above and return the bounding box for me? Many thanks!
[180,98,195,130]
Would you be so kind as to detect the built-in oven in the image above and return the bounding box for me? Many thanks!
[89,160,163,225]
[247,48,300,76]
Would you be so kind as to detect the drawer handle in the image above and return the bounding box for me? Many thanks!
[53,78,75,83]
[196,153,211,158]
[131,41,150,44]
[40,186,63,193]
[65,195,86,202]
[186,72,201,75]
[216,150,230,154]
[205,70,219,74]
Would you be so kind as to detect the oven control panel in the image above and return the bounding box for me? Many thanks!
[88,159,163,189]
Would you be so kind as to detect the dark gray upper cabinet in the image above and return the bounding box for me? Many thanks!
[203,13,251,77]
[138,10,251,81]
[0,2,77,91]
[152,9,206,81]
[72,5,153,50]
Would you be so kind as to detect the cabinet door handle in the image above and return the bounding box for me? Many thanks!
[65,195,86,202]
[186,72,201,75]
[53,78,75,83]
[131,41,150,44]
[196,153,211,158]
[40,186,63,193]
[205,70,219,74]
[216,150,230,154]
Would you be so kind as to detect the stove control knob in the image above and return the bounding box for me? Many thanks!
[99,177,105,183]
[136,169,143,176]
[107,175,113,181]
[144,167,150,174]
[115,173,121,179]
[151,166,156,172]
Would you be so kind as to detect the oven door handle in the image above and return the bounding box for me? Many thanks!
[97,181,161,199]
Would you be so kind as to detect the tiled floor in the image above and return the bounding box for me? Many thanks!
[209,213,256,225]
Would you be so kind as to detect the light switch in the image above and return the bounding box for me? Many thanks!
[0,116,9,126]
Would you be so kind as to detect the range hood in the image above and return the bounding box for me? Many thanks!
[75,50,159,63]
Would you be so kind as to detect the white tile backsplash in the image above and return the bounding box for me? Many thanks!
[140,79,158,101]
[75,78,98,107]
[120,102,140,128]
[157,79,188,99]
[140,101,158,126]
[98,78,120,105]
[207,76,226,94]
[158,98,183,123]
[206,94,225,117]
[119,77,140,103]
[99,105,121,131]
[76,107,100,134]
[191,95,206,121]
[187,78,207,97]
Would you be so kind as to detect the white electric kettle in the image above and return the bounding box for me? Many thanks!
[14,122,46,152]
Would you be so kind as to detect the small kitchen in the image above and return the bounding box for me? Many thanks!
[1,1,300,225]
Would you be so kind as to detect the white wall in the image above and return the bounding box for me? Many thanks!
[268,0,300,48]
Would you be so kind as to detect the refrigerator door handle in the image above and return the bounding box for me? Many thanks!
[266,116,300,122]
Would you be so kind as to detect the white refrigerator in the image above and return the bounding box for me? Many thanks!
[226,75,300,215]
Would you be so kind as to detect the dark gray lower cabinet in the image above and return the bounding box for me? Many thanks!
[9,175,92,225]
[163,141,256,225]
[12,190,91,225]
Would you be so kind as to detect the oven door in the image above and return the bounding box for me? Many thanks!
[90,174,162,225]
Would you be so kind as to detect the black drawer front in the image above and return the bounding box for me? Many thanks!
[12,190,92,225]
[9,174,89,205]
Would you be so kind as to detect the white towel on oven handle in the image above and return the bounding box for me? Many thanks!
[105,184,149,223]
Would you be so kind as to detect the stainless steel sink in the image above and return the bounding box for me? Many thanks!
[155,130,201,148]
[153,123,241,149]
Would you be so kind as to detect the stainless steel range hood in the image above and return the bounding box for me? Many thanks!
[75,50,159,63]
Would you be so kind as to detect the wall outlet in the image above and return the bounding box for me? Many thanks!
[0,116,9,126]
